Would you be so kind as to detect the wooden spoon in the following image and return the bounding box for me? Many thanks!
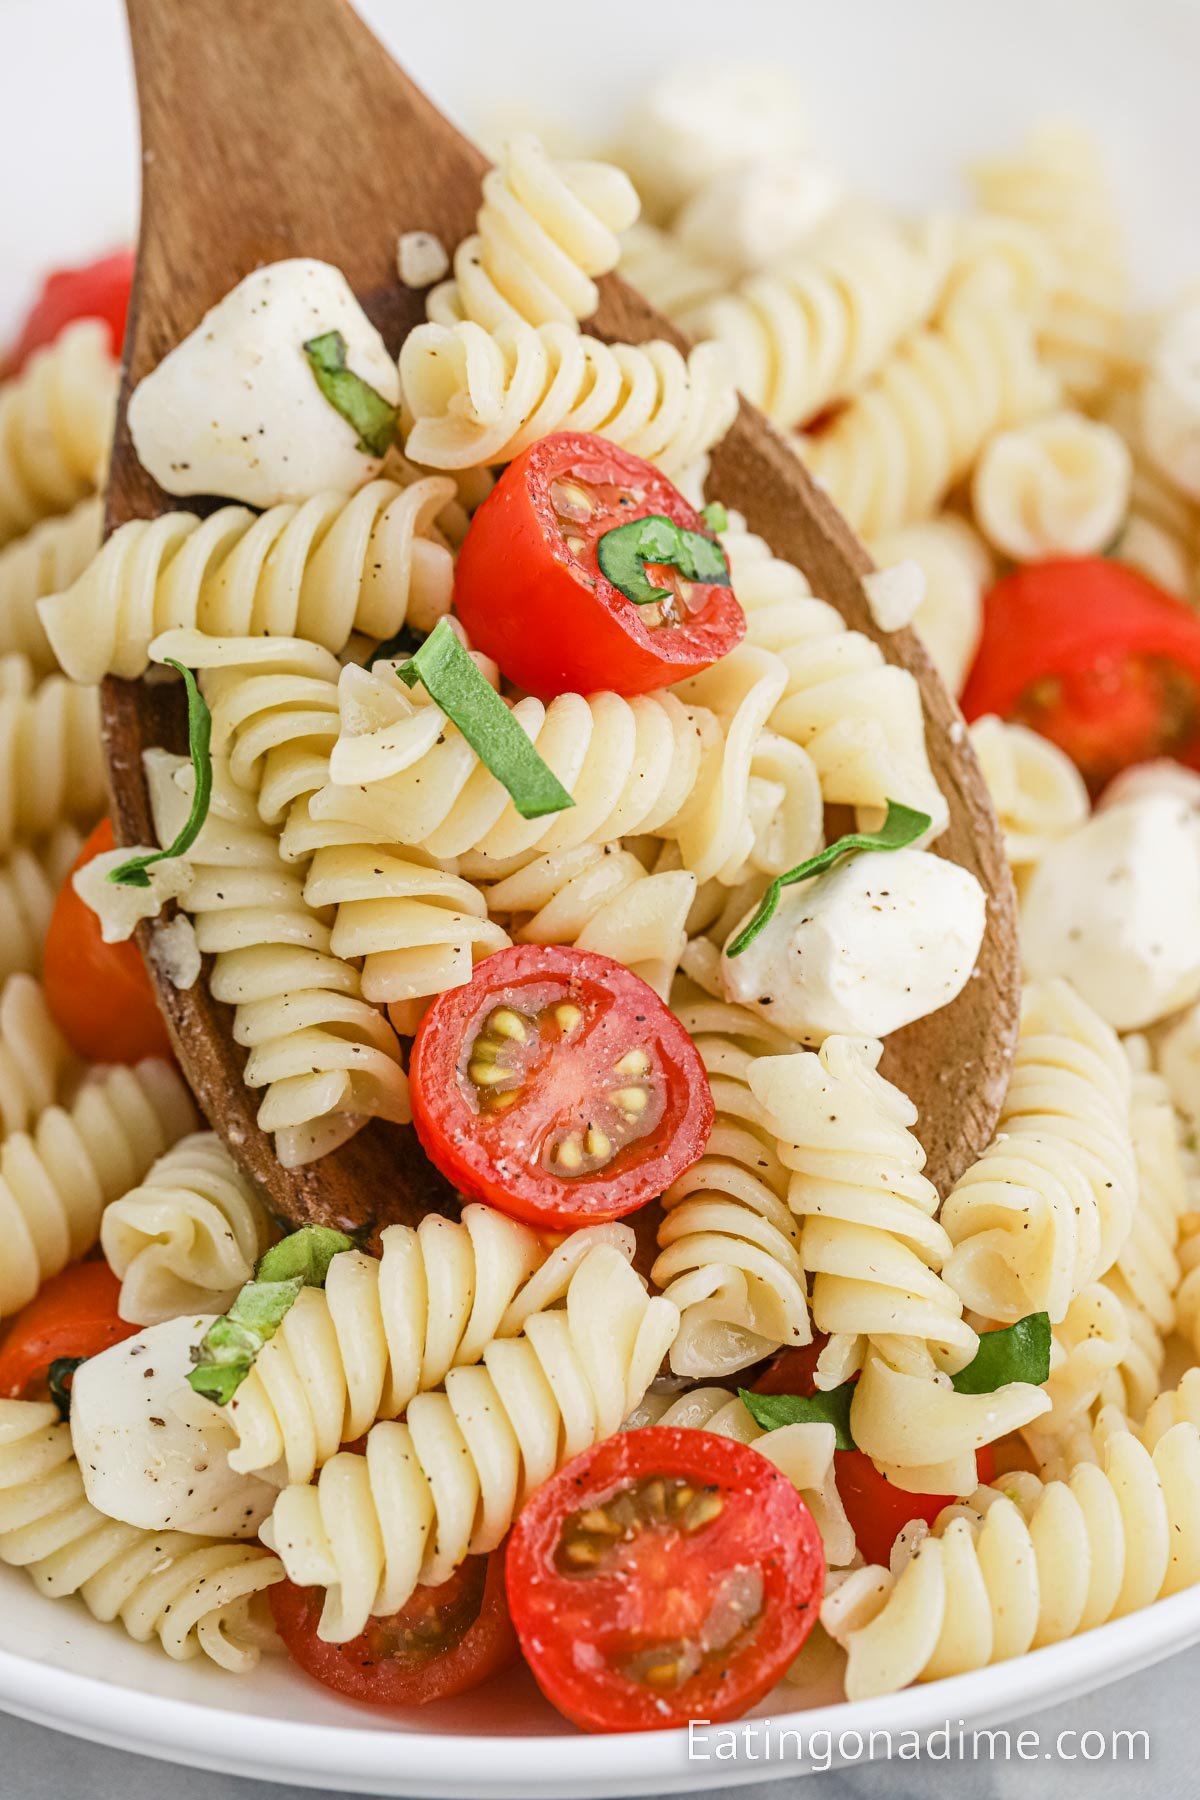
[104,0,1018,1238]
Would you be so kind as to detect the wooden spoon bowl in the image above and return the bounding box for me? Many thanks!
[104,0,1018,1234]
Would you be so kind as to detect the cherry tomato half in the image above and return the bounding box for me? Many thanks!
[751,1344,996,1567]
[5,250,133,374]
[961,557,1200,796]
[269,1553,518,1708]
[410,945,713,1230]
[453,433,746,698]
[43,819,175,1066]
[0,1262,136,1402]
[507,1426,824,1733]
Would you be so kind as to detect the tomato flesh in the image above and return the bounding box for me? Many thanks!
[410,945,713,1230]
[0,1262,137,1402]
[453,433,746,698]
[269,1552,519,1707]
[961,558,1200,796]
[5,250,133,373]
[42,820,175,1065]
[507,1426,824,1732]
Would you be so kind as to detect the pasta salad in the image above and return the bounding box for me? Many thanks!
[3,56,1200,1735]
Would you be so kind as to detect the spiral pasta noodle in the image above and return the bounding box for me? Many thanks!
[263,1243,679,1639]
[822,1409,1200,1700]
[868,514,991,697]
[0,495,101,671]
[0,322,116,548]
[482,845,696,1003]
[680,212,948,430]
[39,475,457,685]
[425,133,639,331]
[0,1401,282,1671]
[399,319,738,477]
[652,993,811,1379]
[0,656,106,854]
[616,220,727,322]
[0,824,82,982]
[217,1207,645,1486]
[0,1056,198,1318]
[971,410,1132,561]
[720,517,949,834]
[969,715,1089,884]
[1019,1283,1133,1480]
[941,981,1136,1328]
[0,973,79,1140]
[144,750,411,1166]
[798,284,1057,536]
[100,1131,276,1327]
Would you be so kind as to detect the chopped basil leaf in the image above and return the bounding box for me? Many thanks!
[700,501,729,533]
[187,1225,354,1405]
[303,329,398,458]
[725,799,932,958]
[951,1313,1052,1394]
[109,658,213,888]
[395,618,575,821]
[596,512,731,607]
[739,1382,857,1452]
[48,1356,85,1421]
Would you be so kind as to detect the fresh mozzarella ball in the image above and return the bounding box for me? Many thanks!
[1021,793,1200,1030]
[620,66,809,220]
[674,156,842,278]
[720,847,987,1042]
[1099,758,1200,814]
[1141,299,1200,501]
[70,1314,279,1538]
[128,259,399,507]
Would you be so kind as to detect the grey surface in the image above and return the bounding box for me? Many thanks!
[0,1644,1194,1800]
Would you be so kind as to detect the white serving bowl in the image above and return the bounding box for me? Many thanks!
[3,0,1199,1790]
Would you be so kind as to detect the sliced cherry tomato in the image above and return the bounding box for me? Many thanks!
[0,1262,136,1403]
[410,945,713,1230]
[961,558,1200,796]
[269,1553,518,1707]
[5,250,133,374]
[43,819,175,1066]
[507,1426,823,1732]
[453,433,746,698]
[750,1342,996,1567]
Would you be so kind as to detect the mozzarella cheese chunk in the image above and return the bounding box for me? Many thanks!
[622,65,809,218]
[674,155,843,277]
[70,1315,279,1538]
[128,258,400,507]
[1021,792,1200,1030]
[720,847,986,1041]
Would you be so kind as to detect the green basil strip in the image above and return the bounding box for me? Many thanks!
[48,1356,85,1421]
[699,501,728,534]
[596,512,731,607]
[303,329,399,458]
[725,799,932,959]
[951,1313,1052,1394]
[739,1382,857,1452]
[395,618,575,821]
[109,658,213,889]
[187,1225,354,1405]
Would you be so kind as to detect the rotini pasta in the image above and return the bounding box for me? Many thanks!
[615,220,726,322]
[0,656,105,853]
[213,1207,645,1485]
[940,980,1137,1324]
[0,321,116,548]
[0,495,101,671]
[0,823,82,981]
[39,475,458,685]
[0,1057,197,1318]
[144,750,411,1165]
[970,410,1131,561]
[798,284,1057,536]
[868,514,991,697]
[0,1400,282,1671]
[100,1131,276,1326]
[0,973,79,1140]
[968,715,1090,884]
[822,1410,1200,1699]
[399,319,737,477]
[425,133,639,331]
[262,1243,679,1638]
